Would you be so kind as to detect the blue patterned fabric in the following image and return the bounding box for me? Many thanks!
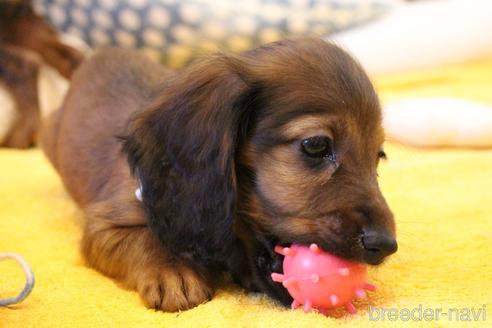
[33,0,390,67]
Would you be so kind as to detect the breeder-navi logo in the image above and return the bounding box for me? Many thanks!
[369,304,487,322]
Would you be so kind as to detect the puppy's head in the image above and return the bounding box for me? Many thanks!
[123,38,396,304]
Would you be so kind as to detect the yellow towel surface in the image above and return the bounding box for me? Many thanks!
[1,59,492,327]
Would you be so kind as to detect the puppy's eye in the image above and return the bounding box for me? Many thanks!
[378,149,387,160]
[301,136,334,159]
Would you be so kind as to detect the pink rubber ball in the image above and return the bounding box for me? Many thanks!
[271,243,376,314]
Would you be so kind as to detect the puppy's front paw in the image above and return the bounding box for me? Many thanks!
[137,263,213,312]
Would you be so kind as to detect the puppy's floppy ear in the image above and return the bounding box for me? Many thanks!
[122,55,256,264]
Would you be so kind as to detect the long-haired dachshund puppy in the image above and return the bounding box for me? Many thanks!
[42,38,397,311]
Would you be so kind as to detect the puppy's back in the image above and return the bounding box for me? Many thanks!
[42,48,171,207]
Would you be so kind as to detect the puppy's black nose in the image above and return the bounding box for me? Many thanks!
[361,229,397,264]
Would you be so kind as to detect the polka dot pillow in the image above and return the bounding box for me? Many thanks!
[34,0,390,67]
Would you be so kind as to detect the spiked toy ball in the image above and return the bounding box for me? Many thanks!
[271,244,376,314]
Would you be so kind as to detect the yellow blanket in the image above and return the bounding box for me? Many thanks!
[1,59,492,327]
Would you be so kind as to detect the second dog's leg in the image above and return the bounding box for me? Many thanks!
[0,46,41,148]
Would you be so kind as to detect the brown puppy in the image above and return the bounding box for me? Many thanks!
[42,38,397,311]
[0,0,83,148]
